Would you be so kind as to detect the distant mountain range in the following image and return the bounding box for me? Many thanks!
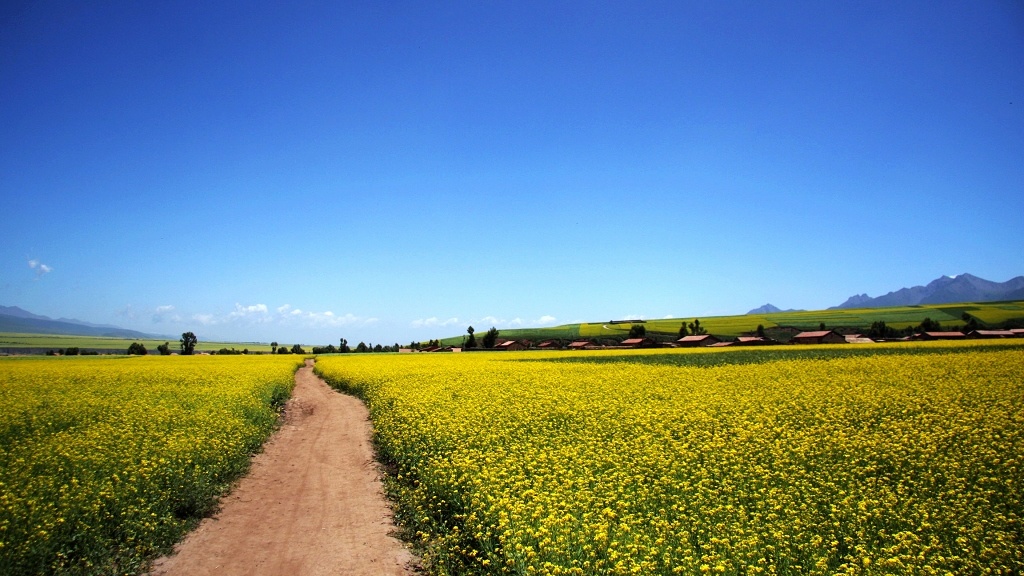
[831,273,1024,309]
[748,273,1023,315]
[0,306,158,339]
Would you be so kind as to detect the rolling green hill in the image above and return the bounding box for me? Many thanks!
[439,300,1024,345]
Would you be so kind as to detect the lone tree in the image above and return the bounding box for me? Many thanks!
[290,344,305,354]
[180,332,197,355]
[756,324,766,338]
[271,341,278,354]
[157,342,171,355]
[127,342,147,355]
[339,338,350,353]
[678,323,688,338]
[482,326,500,349]
[465,326,478,349]
[628,324,646,338]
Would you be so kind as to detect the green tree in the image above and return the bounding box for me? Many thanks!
[339,338,350,353]
[277,345,290,354]
[628,324,646,338]
[678,323,689,338]
[756,324,766,338]
[355,342,368,353]
[482,327,500,349]
[918,317,942,332]
[157,342,171,355]
[465,326,478,349]
[180,332,197,355]
[290,344,305,354]
[688,319,707,336]
[127,342,147,355]
[271,341,278,354]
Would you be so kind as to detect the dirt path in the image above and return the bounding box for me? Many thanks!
[148,359,417,576]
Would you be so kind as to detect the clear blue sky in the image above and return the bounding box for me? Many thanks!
[2,1,1022,345]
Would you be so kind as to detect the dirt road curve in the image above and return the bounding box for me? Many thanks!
[148,359,417,576]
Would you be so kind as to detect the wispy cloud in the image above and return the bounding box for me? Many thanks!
[152,305,180,323]
[28,259,52,277]
[230,303,271,322]
[411,317,461,328]
[536,315,557,325]
[189,303,375,329]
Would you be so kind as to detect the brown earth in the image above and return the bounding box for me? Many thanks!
[148,359,418,576]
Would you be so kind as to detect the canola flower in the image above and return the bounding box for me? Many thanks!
[316,342,1024,575]
[0,354,304,575]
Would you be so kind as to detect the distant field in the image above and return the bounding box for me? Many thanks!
[440,300,1024,343]
[0,333,276,353]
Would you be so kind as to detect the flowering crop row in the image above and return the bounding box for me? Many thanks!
[0,355,304,575]
[316,343,1024,575]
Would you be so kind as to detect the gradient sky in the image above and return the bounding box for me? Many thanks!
[2,1,1022,345]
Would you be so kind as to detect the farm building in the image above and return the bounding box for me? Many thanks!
[917,331,966,341]
[568,341,591,350]
[536,340,560,349]
[620,337,657,348]
[707,341,734,347]
[676,334,721,347]
[844,334,875,344]
[495,340,530,351]
[791,330,846,345]
[734,336,777,346]
[966,329,1016,339]
[1011,329,1024,337]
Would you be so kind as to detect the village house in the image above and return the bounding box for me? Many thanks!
[734,336,777,346]
[916,331,967,341]
[567,341,592,350]
[790,330,846,345]
[536,340,560,349]
[620,337,657,349]
[966,329,1016,339]
[495,340,530,351]
[675,334,721,347]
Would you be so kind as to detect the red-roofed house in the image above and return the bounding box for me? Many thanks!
[735,336,777,346]
[966,330,1016,339]
[495,340,530,351]
[675,334,721,347]
[568,341,591,350]
[917,331,967,341]
[791,330,846,345]
[621,337,657,348]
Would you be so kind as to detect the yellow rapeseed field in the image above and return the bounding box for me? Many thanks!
[0,354,304,575]
[316,343,1024,575]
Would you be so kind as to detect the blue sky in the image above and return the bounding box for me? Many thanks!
[2,1,1022,345]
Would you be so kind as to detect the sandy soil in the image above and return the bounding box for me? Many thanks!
[148,359,418,576]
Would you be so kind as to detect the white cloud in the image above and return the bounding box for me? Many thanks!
[536,315,557,325]
[230,303,269,319]
[192,313,215,325]
[479,316,503,325]
[411,317,460,328]
[28,259,52,277]
[508,317,524,326]
[152,305,181,323]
